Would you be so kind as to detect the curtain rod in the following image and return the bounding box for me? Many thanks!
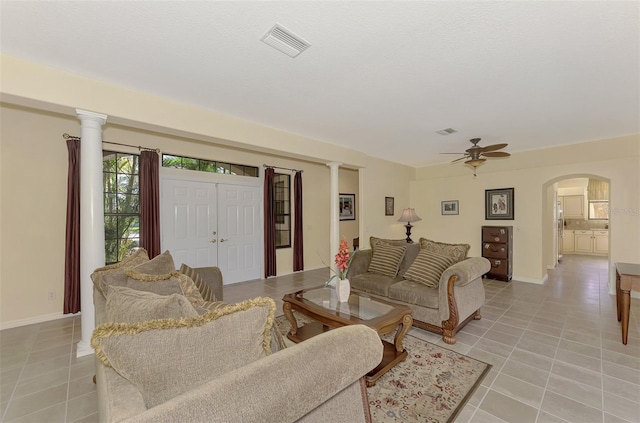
[263,164,303,173]
[63,133,160,153]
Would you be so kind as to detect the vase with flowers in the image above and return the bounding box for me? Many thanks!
[327,239,354,303]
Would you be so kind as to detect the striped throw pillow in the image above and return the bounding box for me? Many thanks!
[367,243,407,278]
[179,264,216,302]
[403,250,458,288]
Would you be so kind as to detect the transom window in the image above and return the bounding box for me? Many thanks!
[162,154,258,177]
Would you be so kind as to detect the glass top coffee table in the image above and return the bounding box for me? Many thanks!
[282,286,413,386]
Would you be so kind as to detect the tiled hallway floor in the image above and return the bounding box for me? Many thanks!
[1,255,638,422]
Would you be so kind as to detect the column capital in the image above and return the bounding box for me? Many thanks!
[76,109,107,125]
[326,162,342,169]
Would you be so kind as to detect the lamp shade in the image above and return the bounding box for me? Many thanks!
[398,208,422,223]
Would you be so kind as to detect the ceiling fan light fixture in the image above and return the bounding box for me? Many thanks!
[465,158,486,167]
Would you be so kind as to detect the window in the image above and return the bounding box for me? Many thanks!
[103,151,140,264]
[589,200,609,220]
[274,173,291,248]
[162,154,258,177]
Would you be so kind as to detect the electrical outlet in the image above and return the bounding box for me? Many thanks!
[48,291,56,300]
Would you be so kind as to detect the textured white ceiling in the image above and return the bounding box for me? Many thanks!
[1,1,638,167]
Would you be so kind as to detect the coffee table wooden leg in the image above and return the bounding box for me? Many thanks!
[621,290,630,345]
[394,314,413,352]
[283,302,298,336]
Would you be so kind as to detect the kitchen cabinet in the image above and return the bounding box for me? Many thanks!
[572,230,608,255]
[594,230,609,254]
[562,230,574,252]
[563,195,584,218]
[574,230,593,253]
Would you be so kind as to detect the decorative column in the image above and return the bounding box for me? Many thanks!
[326,162,342,278]
[76,109,107,358]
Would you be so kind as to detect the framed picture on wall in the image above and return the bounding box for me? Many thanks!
[485,188,514,220]
[441,200,459,215]
[385,197,394,216]
[339,193,356,221]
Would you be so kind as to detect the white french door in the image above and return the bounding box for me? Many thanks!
[161,177,262,284]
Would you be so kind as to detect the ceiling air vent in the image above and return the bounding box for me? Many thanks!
[261,24,311,58]
[436,128,457,136]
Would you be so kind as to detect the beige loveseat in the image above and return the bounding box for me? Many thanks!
[348,237,490,344]
[91,249,383,423]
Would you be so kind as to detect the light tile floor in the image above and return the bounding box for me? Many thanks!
[1,255,638,422]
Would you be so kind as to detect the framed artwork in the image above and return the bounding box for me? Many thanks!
[385,197,394,216]
[339,193,356,221]
[441,200,459,215]
[485,188,514,220]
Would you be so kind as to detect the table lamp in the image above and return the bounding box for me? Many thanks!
[398,208,422,243]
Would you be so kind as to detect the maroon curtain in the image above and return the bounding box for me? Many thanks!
[293,171,304,271]
[63,138,81,314]
[140,151,161,258]
[264,167,277,277]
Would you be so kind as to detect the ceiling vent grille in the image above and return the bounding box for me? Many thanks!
[261,24,310,58]
[436,128,457,136]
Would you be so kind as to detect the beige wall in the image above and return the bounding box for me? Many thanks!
[0,103,412,327]
[411,134,640,285]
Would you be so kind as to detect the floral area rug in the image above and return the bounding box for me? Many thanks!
[275,313,490,423]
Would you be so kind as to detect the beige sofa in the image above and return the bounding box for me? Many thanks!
[91,249,383,423]
[348,237,490,344]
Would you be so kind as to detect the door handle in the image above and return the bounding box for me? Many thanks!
[220,238,228,242]
[210,239,217,243]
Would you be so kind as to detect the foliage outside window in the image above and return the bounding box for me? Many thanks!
[589,200,609,220]
[103,151,140,264]
[274,173,291,248]
[162,154,258,177]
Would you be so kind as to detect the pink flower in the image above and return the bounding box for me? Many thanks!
[334,239,351,279]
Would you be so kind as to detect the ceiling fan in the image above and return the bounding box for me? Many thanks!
[443,138,510,175]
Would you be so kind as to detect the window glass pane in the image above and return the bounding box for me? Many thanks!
[244,167,258,177]
[103,173,116,193]
[116,174,139,194]
[183,157,199,170]
[104,216,118,240]
[117,193,139,213]
[230,165,243,175]
[162,155,182,168]
[105,239,118,264]
[104,194,117,213]
[103,153,117,172]
[200,160,216,172]
[589,201,609,219]
[217,163,230,174]
[117,155,138,174]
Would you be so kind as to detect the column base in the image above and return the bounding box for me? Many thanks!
[76,339,94,358]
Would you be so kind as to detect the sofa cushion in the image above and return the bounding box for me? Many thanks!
[388,280,440,309]
[369,236,419,276]
[91,248,150,296]
[403,250,458,288]
[350,272,403,297]
[179,263,216,302]
[124,270,184,297]
[125,250,176,279]
[367,243,407,278]
[419,238,470,262]
[106,286,199,323]
[91,297,276,409]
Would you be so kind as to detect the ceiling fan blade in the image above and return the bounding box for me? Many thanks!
[441,152,465,155]
[480,143,508,152]
[482,151,511,158]
[450,156,469,163]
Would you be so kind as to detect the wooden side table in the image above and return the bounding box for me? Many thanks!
[615,262,640,345]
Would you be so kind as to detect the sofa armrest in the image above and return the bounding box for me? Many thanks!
[441,257,491,288]
[122,325,383,423]
[347,249,372,279]
[193,266,224,301]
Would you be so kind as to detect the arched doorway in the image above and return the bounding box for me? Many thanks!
[542,174,611,287]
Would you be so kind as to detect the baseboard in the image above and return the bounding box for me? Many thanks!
[0,312,77,331]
